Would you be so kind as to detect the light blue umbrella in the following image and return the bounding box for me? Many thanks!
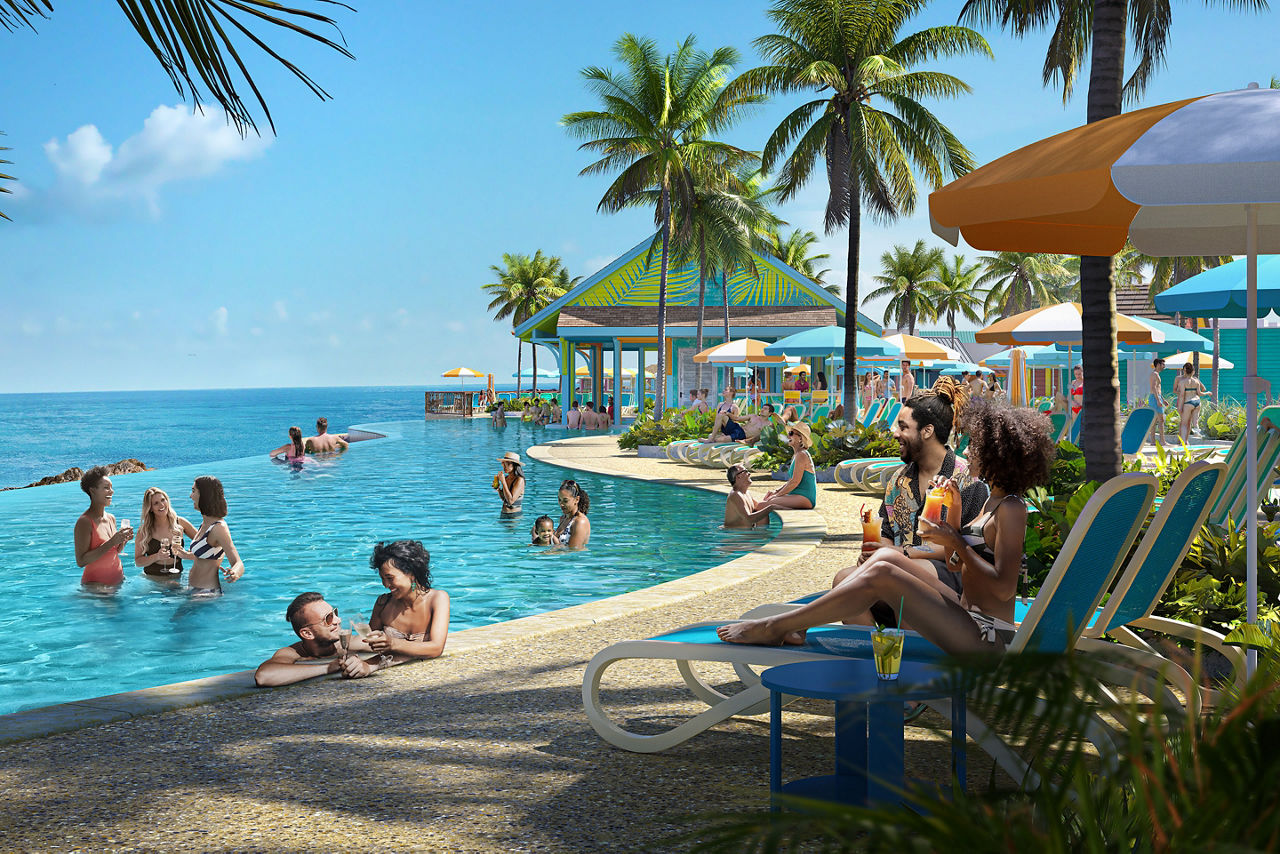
[984,344,1074,368]
[511,367,560,379]
[763,326,902,359]
[937,361,983,375]
[1155,255,1280,318]
[1051,315,1212,355]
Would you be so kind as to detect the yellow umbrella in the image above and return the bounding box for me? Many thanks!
[880,333,951,362]
[976,302,1159,346]
[441,366,484,399]
[1164,351,1234,371]
[693,338,795,365]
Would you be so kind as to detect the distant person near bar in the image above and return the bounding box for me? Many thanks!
[305,417,348,454]
[898,360,916,401]
[1148,357,1167,445]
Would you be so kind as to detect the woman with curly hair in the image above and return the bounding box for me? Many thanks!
[364,539,450,662]
[718,396,1055,654]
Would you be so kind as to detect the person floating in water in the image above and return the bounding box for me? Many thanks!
[555,480,591,548]
[74,466,132,588]
[269,426,306,461]
[723,465,773,529]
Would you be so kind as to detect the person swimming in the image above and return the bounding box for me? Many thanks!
[270,426,306,461]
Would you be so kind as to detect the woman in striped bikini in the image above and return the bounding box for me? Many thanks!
[177,476,245,596]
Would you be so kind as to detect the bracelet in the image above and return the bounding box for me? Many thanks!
[902,545,910,558]
[948,548,963,568]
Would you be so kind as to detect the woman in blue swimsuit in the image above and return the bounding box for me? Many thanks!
[760,421,817,510]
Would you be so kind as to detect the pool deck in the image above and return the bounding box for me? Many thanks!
[0,436,984,852]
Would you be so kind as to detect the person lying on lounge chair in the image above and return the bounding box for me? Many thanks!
[718,396,1055,655]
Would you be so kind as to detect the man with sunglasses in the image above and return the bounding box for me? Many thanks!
[254,592,389,687]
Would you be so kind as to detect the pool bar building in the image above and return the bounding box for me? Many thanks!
[513,236,880,426]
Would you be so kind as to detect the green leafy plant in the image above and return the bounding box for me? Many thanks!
[616,408,715,449]
[1159,518,1280,636]
[1023,480,1100,589]
[1200,398,1246,441]
[1123,441,1216,495]
[1046,439,1086,498]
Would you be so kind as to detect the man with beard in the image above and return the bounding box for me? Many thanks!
[254,593,392,686]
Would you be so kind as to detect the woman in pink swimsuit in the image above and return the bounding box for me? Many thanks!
[74,466,134,587]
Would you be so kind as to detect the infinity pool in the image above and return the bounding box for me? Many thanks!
[0,420,772,715]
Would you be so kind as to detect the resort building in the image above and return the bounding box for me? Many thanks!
[513,236,880,426]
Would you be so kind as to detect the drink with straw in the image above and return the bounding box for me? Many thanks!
[872,627,905,681]
[860,503,882,546]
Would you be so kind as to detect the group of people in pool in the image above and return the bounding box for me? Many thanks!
[717,376,1057,658]
[268,417,349,462]
[491,451,592,548]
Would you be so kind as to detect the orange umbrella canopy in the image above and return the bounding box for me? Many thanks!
[881,333,952,362]
[976,303,1160,346]
[441,367,485,378]
[928,97,1203,256]
[693,338,794,365]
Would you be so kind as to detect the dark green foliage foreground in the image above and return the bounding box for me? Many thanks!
[680,648,1280,853]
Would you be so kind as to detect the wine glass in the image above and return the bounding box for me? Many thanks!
[159,537,171,572]
[351,615,372,639]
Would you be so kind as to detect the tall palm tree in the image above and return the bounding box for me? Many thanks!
[0,1,353,218]
[1054,243,1145,302]
[932,254,985,345]
[732,0,990,416]
[976,251,1069,317]
[865,240,944,334]
[483,251,573,397]
[766,228,833,289]
[562,34,763,416]
[959,0,1267,481]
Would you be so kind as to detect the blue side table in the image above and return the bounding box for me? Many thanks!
[761,659,967,809]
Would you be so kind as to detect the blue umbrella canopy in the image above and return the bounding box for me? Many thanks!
[1155,255,1280,318]
[763,326,902,359]
[1053,315,1212,355]
[937,361,983,375]
[984,344,1074,368]
[511,367,561,378]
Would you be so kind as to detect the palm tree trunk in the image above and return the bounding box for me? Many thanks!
[1080,0,1126,482]
[696,232,707,393]
[515,340,523,399]
[721,267,730,348]
[843,184,862,417]
[656,182,671,418]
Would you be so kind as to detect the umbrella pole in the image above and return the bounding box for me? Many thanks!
[1246,205,1259,676]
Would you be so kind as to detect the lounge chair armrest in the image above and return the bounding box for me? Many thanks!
[1128,615,1247,687]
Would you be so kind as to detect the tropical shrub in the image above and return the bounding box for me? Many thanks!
[616,409,715,450]
[748,420,899,472]
[1122,442,1216,495]
[1157,518,1280,636]
[1199,397,1246,440]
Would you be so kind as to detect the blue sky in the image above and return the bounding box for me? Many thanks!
[2,1,1275,393]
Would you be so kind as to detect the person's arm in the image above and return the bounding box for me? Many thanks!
[367,592,451,660]
[268,443,291,458]
[334,435,349,449]
[134,534,172,568]
[211,524,245,582]
[75,516,131,567]
[566,515,591,548]
[507,476,525,505]
[255,644,341,687]
[496,473,513,504]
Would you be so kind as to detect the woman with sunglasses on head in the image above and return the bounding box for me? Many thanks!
[364,539,450,662]
[555,479,592,548]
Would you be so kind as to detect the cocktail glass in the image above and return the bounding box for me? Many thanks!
[861,517,882,544]
[872,628,905,681]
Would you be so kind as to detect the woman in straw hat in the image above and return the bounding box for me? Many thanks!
[493,452,525,511]
[759,421,817,510]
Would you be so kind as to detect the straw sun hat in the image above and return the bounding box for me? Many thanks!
[786,421,813,449]
[498,452,522,465]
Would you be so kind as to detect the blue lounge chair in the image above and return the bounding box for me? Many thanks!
[583,473,1158,783]
[1120,408,1157,456]
[1047,412,1068,443]
[1068,413,1082,445]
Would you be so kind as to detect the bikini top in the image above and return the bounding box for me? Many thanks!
[190,520,226,561]
[558,516,577,545]
[961,494,1023,563]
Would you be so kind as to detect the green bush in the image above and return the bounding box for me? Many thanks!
[616,408,714,450]
[748,419,899,472]
[1157,518,1280,635]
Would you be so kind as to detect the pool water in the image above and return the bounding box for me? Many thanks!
[0,420,772,716]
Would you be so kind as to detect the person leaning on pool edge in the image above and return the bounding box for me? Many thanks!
[254,592,389,687]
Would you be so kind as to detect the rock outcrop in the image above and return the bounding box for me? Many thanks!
[4,459,151,491]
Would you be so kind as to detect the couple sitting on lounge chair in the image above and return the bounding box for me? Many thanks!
[704,397,801,445]
[721,380,1057,656]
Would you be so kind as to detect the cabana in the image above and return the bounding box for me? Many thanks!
[513,236,879,426]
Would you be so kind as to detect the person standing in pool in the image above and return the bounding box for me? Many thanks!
[74,466,133,587]
[255,592,387,686]
[555,479,592,548]
[758,422,817,510]
[494,451,525,511]
[304,417,348,454]
[174,476,244,596]
[269,426,306,461]
[135,486,196,579]
[365,540,450,662]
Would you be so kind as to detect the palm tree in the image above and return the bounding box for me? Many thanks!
[976,251,1069,317]
[1139,250,1233,395]
[483,251,573,397]
[865,240,944,334]
[932,254,985,345]
[0,1,353,218]
[766,228,833,288]
[562,34,763,416]
[732,0,990,416]
[1054,243,1146,303]
[958,0,1267,481]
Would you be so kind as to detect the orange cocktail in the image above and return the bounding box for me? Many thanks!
[862,516,882,544]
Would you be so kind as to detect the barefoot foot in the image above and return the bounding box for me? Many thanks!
[716,619,789,645]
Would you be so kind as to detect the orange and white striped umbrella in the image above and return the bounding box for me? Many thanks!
[976,302,1160,346]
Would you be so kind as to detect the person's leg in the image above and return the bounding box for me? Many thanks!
[704,411,727,441]
[832,550,948,625]
[1179,404,1192,442]
[717,554,990,654]
[760,493,813,511]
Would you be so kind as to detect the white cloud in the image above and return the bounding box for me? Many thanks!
[327,334,342,348]
[446,320,465,333]
[250,327,264,337]
[582,255,614,276]
[35,104,272,217]
[20,319,43,336]
[212,306,229,336]
[273,300,288,322]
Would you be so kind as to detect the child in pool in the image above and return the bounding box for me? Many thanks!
[531,515,556,546]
